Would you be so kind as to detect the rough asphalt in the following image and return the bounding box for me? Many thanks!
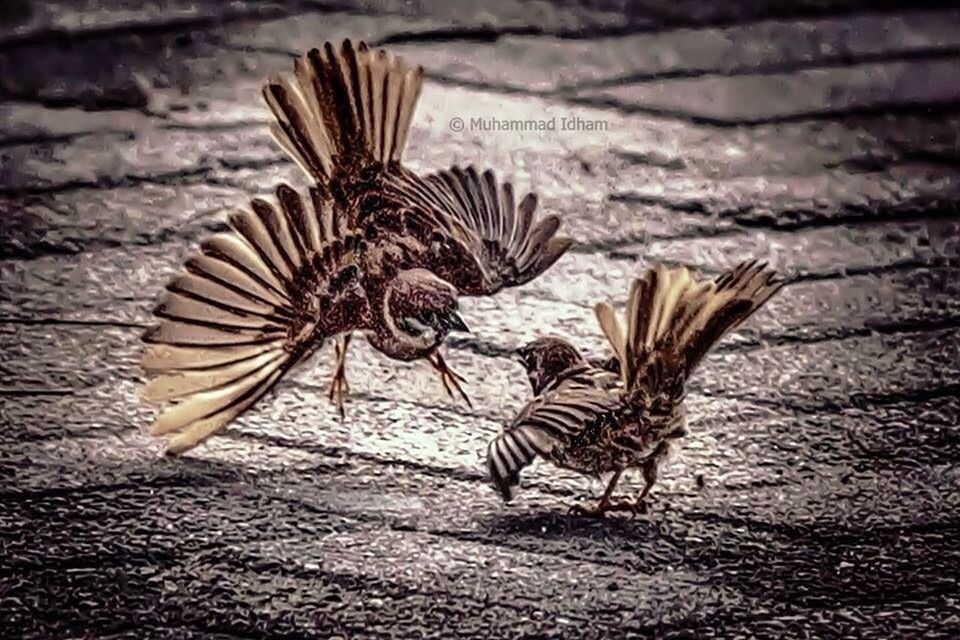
[2,0,959,638]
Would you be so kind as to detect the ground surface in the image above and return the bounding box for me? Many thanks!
[2,1,960,638]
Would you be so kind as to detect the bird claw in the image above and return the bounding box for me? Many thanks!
[568,503,602,518]
[327,368,349,421]
[568,498,646,518]
[429,352,472,408]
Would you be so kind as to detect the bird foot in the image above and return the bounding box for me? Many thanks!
[568,498,647,518]
[429,352,472,409]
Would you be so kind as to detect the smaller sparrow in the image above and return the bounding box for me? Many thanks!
[487,260,784,515]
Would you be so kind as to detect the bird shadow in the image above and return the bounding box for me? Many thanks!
[476,506,662,542]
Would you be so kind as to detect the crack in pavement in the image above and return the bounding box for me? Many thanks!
[562,45,960,92]
[610,192,960,231]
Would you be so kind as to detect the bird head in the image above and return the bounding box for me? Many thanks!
[386,268,469,348]
[515,335,586,396]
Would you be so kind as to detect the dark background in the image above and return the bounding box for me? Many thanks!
[2,0,959,637]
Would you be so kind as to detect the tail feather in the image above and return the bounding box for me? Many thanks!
[595,260,784,392]
[264,39,424,184]
[141,184,358,454]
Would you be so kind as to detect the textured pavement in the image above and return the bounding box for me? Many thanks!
[2,1,960,638]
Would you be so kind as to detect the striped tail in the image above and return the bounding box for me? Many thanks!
[141,184,356,454]
[488,381,617,502]
[594,260,784,394]
[263,39,424,185]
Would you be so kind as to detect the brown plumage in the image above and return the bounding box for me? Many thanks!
[487,261,784,515]
[141,40,572,453]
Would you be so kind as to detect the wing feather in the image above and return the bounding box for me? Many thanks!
[488,380,619,501]
[384,166,573,296]
[595,261,784,394]
[263,39,424,186]
[141,184,372,454]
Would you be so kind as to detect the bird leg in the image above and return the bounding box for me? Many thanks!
[569,469,636,517]
[327,334,352,419]
[569,454,668,518]
[427,350,472,408]
[574,453,663,517]
[637,456,659,503]
[635,441,671,505]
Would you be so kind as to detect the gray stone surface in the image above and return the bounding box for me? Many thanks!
[2,1,959,638]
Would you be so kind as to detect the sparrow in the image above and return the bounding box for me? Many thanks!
[487,260,784,515]
[140,40,571,453]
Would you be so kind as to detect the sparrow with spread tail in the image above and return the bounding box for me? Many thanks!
[487,261,784,515]
[141,40,571,453]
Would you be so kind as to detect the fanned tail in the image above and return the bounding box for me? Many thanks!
[263,39,424,184]
[594,260,784,395]
[141,184,360,454]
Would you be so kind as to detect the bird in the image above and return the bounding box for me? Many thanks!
[486,260,784,515]
[140,40,572,454]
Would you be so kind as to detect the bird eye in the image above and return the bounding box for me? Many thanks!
[400,316,427,336]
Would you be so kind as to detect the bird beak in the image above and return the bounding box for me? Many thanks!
[445,310,470,333]
[513,347,528,367]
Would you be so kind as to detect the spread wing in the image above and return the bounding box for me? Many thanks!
[385,165,573,296]
[263,39,423,193]
[141,183,372,454]
[487,377,620,501]
[594,261,783,398]
[263,41,571,294]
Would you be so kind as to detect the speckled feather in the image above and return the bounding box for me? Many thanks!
[141,39,572,453]
[488,261,785,505]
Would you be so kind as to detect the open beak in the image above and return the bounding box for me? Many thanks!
[444,310,470,333]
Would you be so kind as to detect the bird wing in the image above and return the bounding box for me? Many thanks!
[263,39,423,190]
[383,165,573,296]
[264,40,572,294]
[595,260,783,399]
[141,183,372,454]
[487,377,620,501]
